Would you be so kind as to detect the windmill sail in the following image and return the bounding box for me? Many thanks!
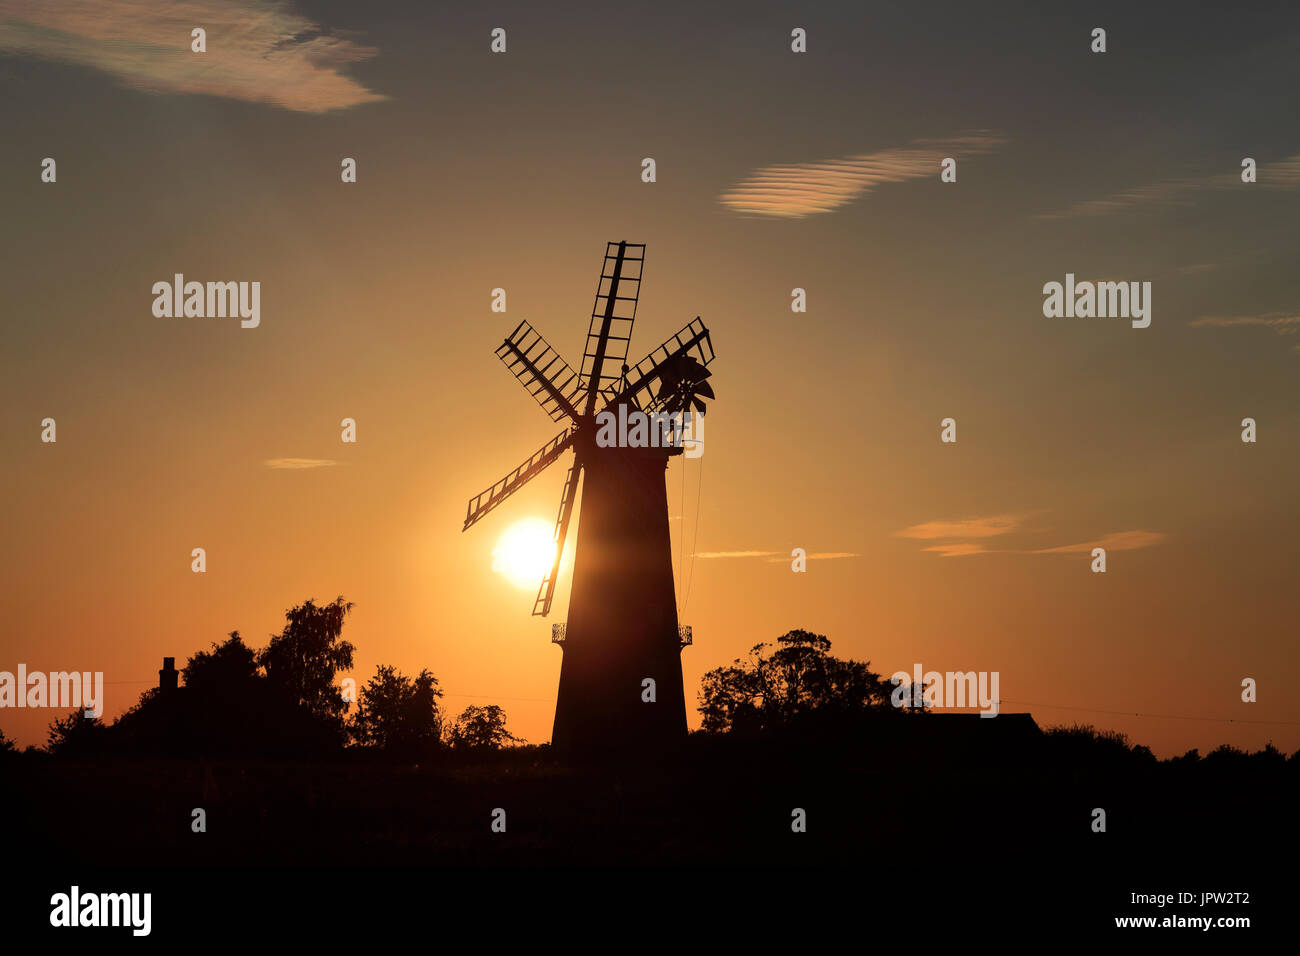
[609,316,714,412]
[496,321,583,423]
[579,241,645,413]
[463,427,575,531]
[533,462,581,617]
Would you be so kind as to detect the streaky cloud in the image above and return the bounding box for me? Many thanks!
[263,458,341,470]
[898,514,1164,558]
[0,0,384,113]
[718,133,1004,218]
[922,543,994,557]
[1031,530,1167,554]
[1039,153,1300,220]
[694,550,859,561]
[895,514,1026,540]
[1190,313,1300,333]
[763,552,860,562]
[692,550,781,559]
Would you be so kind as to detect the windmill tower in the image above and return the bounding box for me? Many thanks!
[463,242,715,757]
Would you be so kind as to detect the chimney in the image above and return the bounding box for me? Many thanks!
[159,657,178,693]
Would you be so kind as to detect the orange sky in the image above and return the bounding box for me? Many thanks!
[2,0,1298,755]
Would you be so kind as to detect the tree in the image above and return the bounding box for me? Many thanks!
[446,704,523,750]
[350,665,444,754]
[183,630,260,693]
[697,629,894,734]
[113,622,348,757]
[258,597,355,726]
[46,710,106,755]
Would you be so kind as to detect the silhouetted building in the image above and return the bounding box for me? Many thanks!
[158,657,178,694]
[925,712,1040,735]
[908,712,1042,748]
[463,241,715,757]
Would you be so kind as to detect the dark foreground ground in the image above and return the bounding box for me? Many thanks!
[3,726,1292,939]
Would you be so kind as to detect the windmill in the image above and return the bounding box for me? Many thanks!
[463,241,715,756]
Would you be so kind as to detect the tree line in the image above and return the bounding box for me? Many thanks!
[2,614,1294,769]
[19,597,521,758]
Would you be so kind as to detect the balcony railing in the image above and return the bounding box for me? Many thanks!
[549,623,692,647]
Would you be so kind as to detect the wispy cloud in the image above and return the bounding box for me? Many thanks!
[1039,154,1300,220]
[1190,312,1300,334]
[0,0,384,113]
[921,542,996,558]
[263,458,341,470]
[1039,180,1204,220]
[894,514,1026,541]
[718,133,1004,218]
[692,550,780,559]
[764,552,860,562]
[1190,311,1300,356]
[1031,530,1167,554]
[897,513,1165,557]
[692,550,859,561]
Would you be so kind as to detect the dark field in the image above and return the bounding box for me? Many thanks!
[7,728,1293,871]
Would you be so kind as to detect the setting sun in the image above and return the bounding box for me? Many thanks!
[492,518,558,591]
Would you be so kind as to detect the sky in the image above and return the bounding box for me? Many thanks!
[2,0,1298,756]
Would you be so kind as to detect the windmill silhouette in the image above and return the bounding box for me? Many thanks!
[463,242,715,756]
